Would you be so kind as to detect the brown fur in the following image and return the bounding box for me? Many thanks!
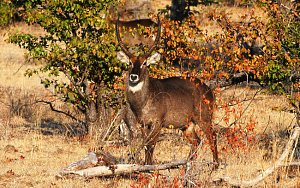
[124,68,218,166]
[116,16,218,167]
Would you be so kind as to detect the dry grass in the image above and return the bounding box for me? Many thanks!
[0,22,45,90]
[0,3,299,188]
[194,4,268,36]
[0,125,136,187]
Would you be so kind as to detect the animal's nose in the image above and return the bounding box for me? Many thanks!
[130,74,139,82]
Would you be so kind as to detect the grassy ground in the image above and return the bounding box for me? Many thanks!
[0,2,299,188]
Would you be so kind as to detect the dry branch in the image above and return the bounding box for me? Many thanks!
[214,126,300,187]
[101,110,122,141]
[36,99,80,121]
[58,159,188,178]
[57,150,188,178]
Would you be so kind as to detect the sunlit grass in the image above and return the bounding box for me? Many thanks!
[0,2,299,187]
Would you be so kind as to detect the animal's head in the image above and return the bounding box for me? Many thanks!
[116,15,161,86]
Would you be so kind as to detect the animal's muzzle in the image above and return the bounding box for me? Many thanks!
[129,74,139,83]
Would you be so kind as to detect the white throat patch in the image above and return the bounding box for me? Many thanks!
[128,81,144,93]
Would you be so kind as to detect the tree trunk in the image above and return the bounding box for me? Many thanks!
[84,79,99,135]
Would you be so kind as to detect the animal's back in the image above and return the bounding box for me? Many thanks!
[148,77,214,128]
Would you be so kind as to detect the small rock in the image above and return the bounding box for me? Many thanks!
[4,145,18,153]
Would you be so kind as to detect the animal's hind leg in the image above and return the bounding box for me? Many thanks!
[183,122,202,160]
[195,123,219,168]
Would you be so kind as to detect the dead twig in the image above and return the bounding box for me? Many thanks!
[102,110,122,141]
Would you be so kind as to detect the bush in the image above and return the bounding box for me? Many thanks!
[0,1,14,26]
[0,0,25,27]
[8,0,126,133]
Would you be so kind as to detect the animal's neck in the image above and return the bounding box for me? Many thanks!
[127,74,150,116]
[128,81,145,94]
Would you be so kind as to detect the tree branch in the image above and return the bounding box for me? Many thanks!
[36,99,81,122]
[64,73,87,99]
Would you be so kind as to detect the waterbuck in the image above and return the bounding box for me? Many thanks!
[116,16,218,167]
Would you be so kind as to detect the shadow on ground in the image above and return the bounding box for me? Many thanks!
[40,119,88,137]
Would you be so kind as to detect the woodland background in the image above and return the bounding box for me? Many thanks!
[0,0,299,187]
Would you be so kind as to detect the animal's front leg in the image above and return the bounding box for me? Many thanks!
[123,105,138,142]
[145,144,155,165]
[141,123,161,165]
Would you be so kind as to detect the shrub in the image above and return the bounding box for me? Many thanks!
[8,0,126,133]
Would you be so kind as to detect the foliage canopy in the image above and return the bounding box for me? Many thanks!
[8,0,126,128]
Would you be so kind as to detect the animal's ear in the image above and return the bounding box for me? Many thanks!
[145,53,160,66]
[117,51,130,64]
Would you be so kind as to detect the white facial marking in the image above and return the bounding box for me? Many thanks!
[128,81,144,93]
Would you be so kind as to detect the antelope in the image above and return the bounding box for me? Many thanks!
[116,15,219,167]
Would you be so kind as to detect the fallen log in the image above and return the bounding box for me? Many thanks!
[57,157,188,178]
